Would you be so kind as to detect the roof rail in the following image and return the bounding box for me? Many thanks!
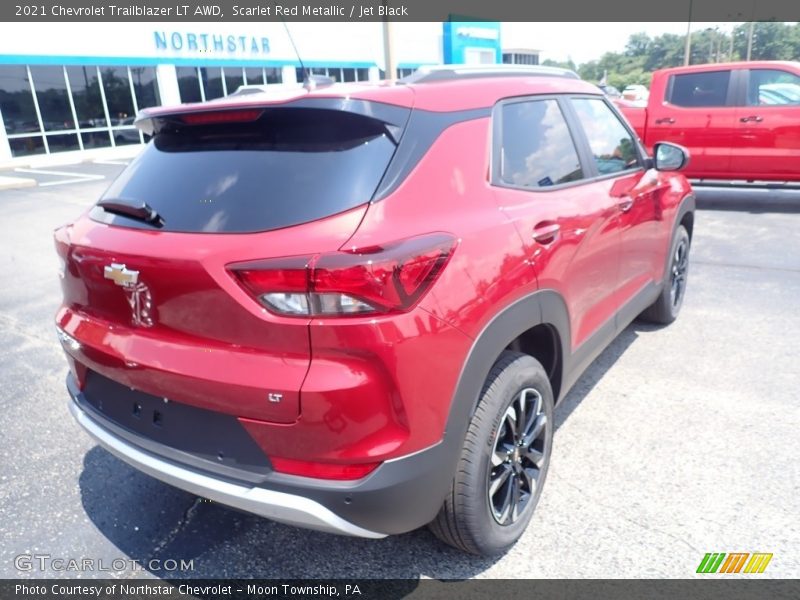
[400,64,580,84]
[301,74,336,90]
[228,85,274,96]
[228,75,336,97]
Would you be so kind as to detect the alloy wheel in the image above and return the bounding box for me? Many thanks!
[670,237,689,309]
[488,387,548,526]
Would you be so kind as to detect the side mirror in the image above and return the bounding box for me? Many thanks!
[653,142,690,172]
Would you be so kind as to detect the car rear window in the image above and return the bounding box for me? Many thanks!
[93,108,397,233]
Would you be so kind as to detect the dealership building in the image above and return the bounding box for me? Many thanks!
[0,22,540,161]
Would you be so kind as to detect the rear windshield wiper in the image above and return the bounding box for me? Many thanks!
[97,199,164,227]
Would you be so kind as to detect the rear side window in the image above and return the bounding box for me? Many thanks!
[571,98,641,175]
[747,69,800,106]
[669,71,731,107]
[94,108,397,233]
[498,99,583,188]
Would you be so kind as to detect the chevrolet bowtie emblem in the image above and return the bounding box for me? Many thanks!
[104,263,154,327]
[104,263,139,287]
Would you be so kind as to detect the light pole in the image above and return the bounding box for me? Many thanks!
[382,2,396,80]
[683,0,693,65]
[728,28,734,61]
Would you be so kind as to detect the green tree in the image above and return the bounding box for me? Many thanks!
[541,58,577,72]
[625,32,652,57]
[732,22,800,61]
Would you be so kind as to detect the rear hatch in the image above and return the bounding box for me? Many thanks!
[56,95,412,423]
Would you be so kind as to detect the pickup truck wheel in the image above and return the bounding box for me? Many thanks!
[429,351,553,556]
[641,224,690,324]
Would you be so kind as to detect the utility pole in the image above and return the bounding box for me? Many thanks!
[684,22,692,65]
[746,21,755,60]
[683,0,693,66]
[708,29,715,63]
[728,29,734,61]
[382,9,396,80]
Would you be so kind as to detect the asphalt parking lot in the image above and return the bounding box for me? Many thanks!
[0,163,798,580]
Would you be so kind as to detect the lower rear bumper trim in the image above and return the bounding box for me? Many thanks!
[67,398,386,539]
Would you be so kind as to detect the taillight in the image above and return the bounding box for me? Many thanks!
[230,233,456,317]
[270,457,380,480]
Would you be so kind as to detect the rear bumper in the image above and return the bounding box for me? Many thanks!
[68,392,385,538]
[67,375,456,537]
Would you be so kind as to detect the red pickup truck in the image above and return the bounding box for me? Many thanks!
[618,61,800,181]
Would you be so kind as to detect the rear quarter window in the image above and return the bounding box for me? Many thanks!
[497,99,584,188]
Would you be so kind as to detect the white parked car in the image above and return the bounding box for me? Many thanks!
[622,84,650,105]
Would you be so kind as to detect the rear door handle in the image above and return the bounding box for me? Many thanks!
[740,115,763,123]
[655,117,675,124]
[532,222,560,244]
[618,197,634,212]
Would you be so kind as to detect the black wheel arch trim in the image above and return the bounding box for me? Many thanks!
[676,192,696,236]
[447,290,569,423]
[435,290,570,487]
[663,192,696,286]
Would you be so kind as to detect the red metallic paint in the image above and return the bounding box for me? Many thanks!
[56,75,691,474]
[55,206,367,424]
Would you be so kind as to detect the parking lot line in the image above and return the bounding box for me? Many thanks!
[93,159,130,166]
[14,167,106,187]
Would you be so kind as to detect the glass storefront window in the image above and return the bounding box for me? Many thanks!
[66,65,106,128]
[244,67,264,85]
[225,68,244,95]
[46,132,80,151]
[81,130,111,149]
[177,66,282,100]
[265,68,281,84]
[130,66,160,109]
[1,61,289,157]
[298,67,363,83]
[0,65,39,135]
[201,68,224,100]
[177,67,202,103]
[111,126,141,145]
[29,66,74,131]
[8,135,45,156]
[100,66,135,125]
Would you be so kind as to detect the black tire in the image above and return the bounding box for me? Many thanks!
[429,351,554,556]
[640,224,691,325]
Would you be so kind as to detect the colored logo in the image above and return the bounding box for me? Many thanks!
[697,552,773,574]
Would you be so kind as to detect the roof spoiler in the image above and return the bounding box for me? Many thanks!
[134,97,410,139]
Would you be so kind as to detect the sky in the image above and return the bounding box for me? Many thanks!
[502,22,738,65]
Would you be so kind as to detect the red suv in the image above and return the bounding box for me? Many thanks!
[55,66,695,556]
